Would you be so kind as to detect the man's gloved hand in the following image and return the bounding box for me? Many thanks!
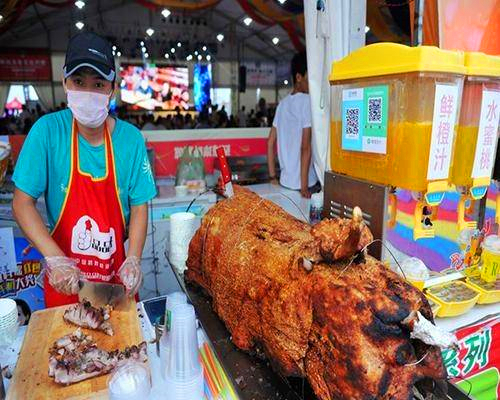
[118,256,142,296]
[43,256,81,295]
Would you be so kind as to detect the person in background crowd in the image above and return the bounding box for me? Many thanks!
[195,110,211,129]
[258,97,267,117]
[142,114,157,130]
[267,51,319,199]
[184,113,194,129]
[229,115,237,128]
[19,105,32,126]
[12,32,156,307]
[238,106,247,127]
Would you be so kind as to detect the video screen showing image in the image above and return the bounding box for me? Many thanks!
[120,64,189,110]
[193,64,211,112]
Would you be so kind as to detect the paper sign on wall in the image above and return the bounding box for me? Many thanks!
[0,227,17,274]
[427,83,459,181]
[472,90,500,179]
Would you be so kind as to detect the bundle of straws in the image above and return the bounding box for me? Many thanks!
[199,342,239,400]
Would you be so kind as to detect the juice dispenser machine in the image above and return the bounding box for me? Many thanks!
[449,52,500,231]
[329,43,465,240]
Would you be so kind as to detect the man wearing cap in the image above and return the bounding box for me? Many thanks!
[12,32,157,307]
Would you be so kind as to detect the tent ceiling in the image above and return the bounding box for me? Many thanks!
[0,0,299,62]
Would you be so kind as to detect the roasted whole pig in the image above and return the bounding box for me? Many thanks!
[63,300,114,336]
[48,328,147,385]
[186,187,448,400]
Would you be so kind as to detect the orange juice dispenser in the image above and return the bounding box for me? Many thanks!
[450,52,500,231]
[329,43,465,240]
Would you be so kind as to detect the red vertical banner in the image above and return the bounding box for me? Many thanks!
[442,316,500,399]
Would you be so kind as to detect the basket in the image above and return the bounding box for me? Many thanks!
[466,276,500,304]
[425,280,480,317]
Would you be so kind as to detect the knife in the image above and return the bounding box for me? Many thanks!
[216,147,234,198]
[78,280,126,307]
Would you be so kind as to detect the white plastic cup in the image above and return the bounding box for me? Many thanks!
[169,212,196,261]
[164,303,203,400]
[108,362,151,400]
[160,292,188,376]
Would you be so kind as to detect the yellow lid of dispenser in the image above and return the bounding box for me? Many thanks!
[330,43,466,82]
[464,51,500,77]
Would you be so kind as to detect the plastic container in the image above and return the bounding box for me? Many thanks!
[169,212,196,274]
[466,276,499,304]
[330,43,465,192]
[164,303,203,400]
[160,292,188,376]
[424,294,442,317]
[400,257,430,290]
[108,361,151,400]
[450,52,500,190]
[425,280,480,317]
[309,192,324,224]
[481,235,500,282]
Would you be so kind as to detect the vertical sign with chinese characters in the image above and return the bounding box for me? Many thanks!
[472,90,500,179]
[427,83,460,181]
[443,316,500,399]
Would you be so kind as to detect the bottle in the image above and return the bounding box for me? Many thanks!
[310,192,324,224]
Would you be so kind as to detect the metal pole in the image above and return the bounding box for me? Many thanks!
[417,0,425,46]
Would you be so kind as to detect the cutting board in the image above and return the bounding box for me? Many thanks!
[7,300,144,400]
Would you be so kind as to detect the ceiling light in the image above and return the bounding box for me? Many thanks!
[365,25,370,33]
[161,8,171,18]
[194,50,198,56]
[144,53,149,58]
[75,21,84,30]
[186,55,193,61]
[146,28,154,37]
[112,45,117,51]
[206,55,211,61]
[177,42,182,47]
[140,41,144,46]
[74,1,85,9]
[202,45,207,51]
[116,51,121,57]
[164,53,170,59]
[0,15,3,22]
[272,37,279,45]
[243,17,252,26]
[277,0,286,3]
[284,79,288,85]
[216,33,224,42]
[197,55,202,61]
[112,50,116,56]
[170,47,176,53]
[141,47,147,53]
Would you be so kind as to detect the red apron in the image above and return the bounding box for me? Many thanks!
[44,120,126,308]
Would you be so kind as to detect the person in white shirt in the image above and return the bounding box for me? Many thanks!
[267,51,318,198]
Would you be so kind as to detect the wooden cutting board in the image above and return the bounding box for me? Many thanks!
[7,300,144,400]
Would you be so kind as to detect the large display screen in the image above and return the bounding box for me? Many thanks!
[120,64,189,110]
[193,64,211,112]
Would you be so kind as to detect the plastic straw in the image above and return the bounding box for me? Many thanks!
[212,350,238,400]
[200,354,218,399]
[203,343,225,390]
[200,347,223,394]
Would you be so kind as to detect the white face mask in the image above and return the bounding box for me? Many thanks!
[67,89,111,128]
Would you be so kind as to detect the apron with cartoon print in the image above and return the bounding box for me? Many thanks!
[44,120,126,308]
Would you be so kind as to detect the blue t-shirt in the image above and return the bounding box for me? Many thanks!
[13,109,157,229]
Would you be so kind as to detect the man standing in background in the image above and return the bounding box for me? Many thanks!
[267,51,318,198]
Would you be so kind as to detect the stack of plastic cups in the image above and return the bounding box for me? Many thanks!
[0,299,18,346]
[160,291,188,376]
[169,212,196,274]
[164,303,203,400]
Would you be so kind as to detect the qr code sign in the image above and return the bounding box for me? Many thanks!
[345,108,360,138]
[368,97,382,123]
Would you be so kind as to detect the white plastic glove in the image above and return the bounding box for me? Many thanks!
[43,256,81,295]
[118,256,142,296]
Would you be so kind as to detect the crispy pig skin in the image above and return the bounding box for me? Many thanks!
[186,186,446,400]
